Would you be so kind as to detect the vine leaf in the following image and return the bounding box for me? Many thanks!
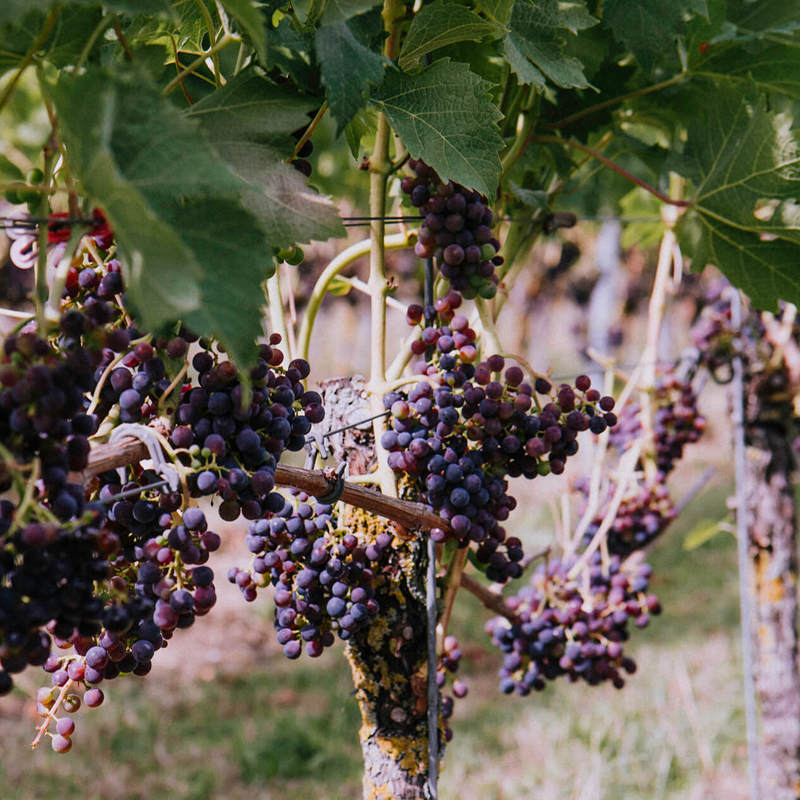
[398,0,505,71]
[691,44,800,99]
[320,0,380,23]
[218,0,267,63]
[371,59,503,196]
[0,1,173,24]
[189,68,345,244]
[603,0,707,73]
[47,65,273,366]
[316,19,386,131]
[503,0,596,90]
[680,85,800,308]
[476,0,515,27]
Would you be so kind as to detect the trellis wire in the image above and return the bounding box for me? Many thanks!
[0,213,663,232]
[731,289,761,800]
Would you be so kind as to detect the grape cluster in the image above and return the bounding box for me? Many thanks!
[609,371,705,477]
[437,634,468,744]
[0,221,328,751]
[382,352,615,580]
[169,338,320,521]
[583,482,676,557]
[0,332,99,513]
[228,492,388,659]
[486,554,659,694]
[401,159,502,300]
[24,502,219,748]
[405,295,479,365]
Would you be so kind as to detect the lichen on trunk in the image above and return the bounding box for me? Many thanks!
[321,378,435,799]
[744,376,800,800]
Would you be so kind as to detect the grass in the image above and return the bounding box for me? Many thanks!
[0,479,746,800]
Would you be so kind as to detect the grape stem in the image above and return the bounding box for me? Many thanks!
[75,14,115,70]
[459,573,517,623]
[194,0,222,88]
[292,102,329,159]
[436,548,469,647]
[162,33,239,96]
[30,677,75,750]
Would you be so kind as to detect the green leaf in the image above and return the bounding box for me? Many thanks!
[398,0,504,72]
[0,5,106,74]
[686,85,800,282]
[173,197,272,367]
[0,154,23,181]
[683,518,730,550]
[263,18,317,92]
[214,144,345,245]
[188,68,344,244]
[344,107,377,158]
[603,0,706,73]
[0,1,173,25]
[315,20,385,131]
[371,60,503,197]
[682,216,800,311]
[692,45,800,100]
[219,0,267,63]
[320,0,380,23]
[47,65,272,363]
[187,67,318,145]
[476,0,514,27]
[509,182,549,210]
[504,0,596,89]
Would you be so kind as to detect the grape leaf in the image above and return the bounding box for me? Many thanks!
[187,68,317,145]
[320,0,380,23]
[0,0,174,24]
[692,45,800,99]
[219,0,267,63]
[603,0,707,73]
[47,65,273,364]
[264,18,318,93]
[370,60,503,197]
[680,85,800,308]
[504,0,596,90]
[316,19,385,132]
[188,68,344,244]
[171,197,273,366]
[398,0,504,72]
[684,216,800,310]
[476,0,514,27]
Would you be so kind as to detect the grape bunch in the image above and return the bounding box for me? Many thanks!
[0,332,99,516]
[437,634,468,744]
[24,502,220,749]
[169,337,320,521]
[382,349,615,578]
[609,370,705,477]
[228,491,389,659]
[582,481,676,557]
[486,554,659,694]
[401,159,502,300]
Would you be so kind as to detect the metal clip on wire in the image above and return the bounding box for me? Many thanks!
[316,463,346,504]
[108,423,180,492]
[304,428,331,471]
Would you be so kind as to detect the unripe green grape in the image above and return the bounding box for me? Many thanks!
[285,245,304,266]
